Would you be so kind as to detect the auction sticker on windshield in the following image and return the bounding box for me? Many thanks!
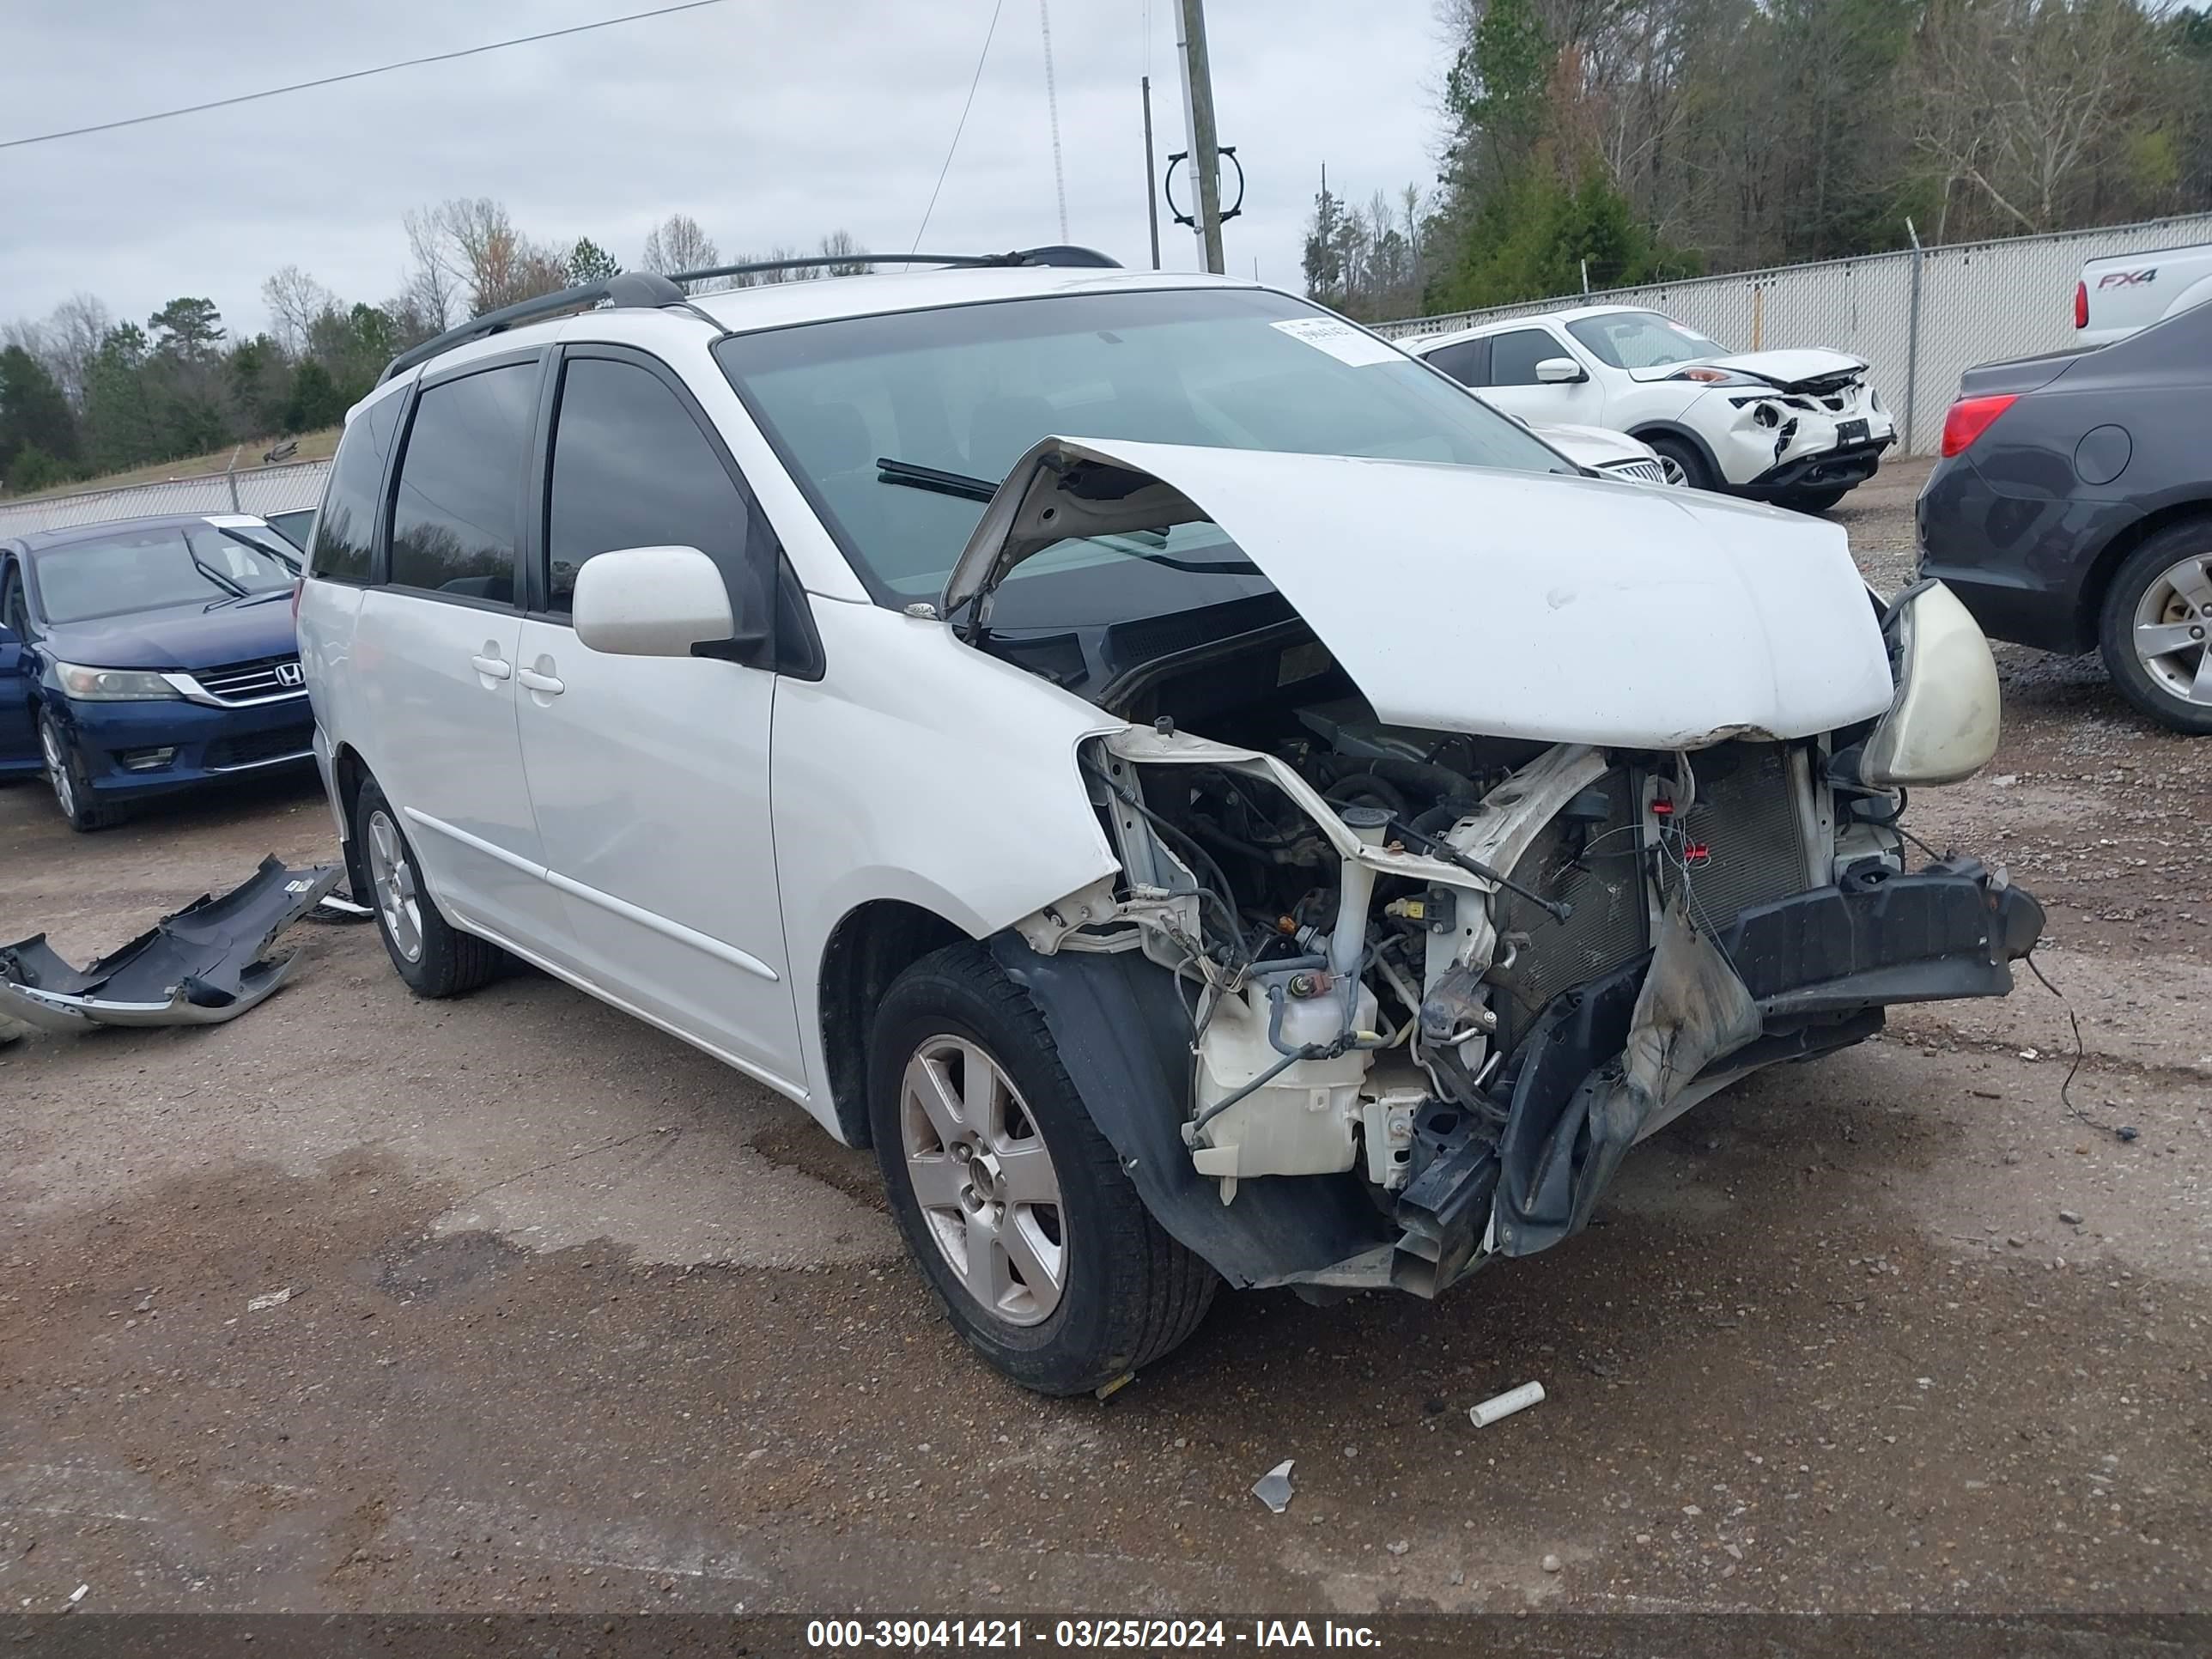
[1270,316,1404,367]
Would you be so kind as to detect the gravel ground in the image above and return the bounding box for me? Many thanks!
[3,465,2208,1622]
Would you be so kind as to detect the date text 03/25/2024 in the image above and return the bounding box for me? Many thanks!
[804,1619,1383,1650]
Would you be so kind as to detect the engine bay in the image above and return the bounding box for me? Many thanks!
[1026,620,1912,1294]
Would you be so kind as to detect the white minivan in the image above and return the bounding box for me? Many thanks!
[300,254,2039,1393]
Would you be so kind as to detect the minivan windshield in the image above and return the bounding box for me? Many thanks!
[30,524,297,625]
[1565,310,1727,371]
[716,287,1571,604]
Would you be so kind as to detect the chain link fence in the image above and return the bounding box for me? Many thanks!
[0,458,332,540]
[1374,213,2212,453]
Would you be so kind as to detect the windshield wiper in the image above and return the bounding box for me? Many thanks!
[878,457,1000,502]
[187,550,248,599]
[217,526,301,574]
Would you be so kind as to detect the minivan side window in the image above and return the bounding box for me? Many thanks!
[308,391,402,583]
[544,356,757,614]
[388,362,538,603]
[1488,329,1565,387]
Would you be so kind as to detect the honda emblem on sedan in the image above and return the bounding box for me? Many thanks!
[275,662,305,688]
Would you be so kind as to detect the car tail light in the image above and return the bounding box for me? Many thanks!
[1941,393,2018,458]
[2075,280,2088,330]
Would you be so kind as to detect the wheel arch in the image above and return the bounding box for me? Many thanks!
[1628,420,1724,487]
[327,741,376,903]
[816,898,972,1147]
[2076,497,2212,647]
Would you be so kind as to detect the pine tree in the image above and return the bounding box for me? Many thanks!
[566,237,621,286]
[0,344,80,482]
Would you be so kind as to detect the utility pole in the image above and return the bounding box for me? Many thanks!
[1141,76,1162,270]
[1175,0,1225,274]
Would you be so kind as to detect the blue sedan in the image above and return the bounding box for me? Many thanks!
[1,513,316,830]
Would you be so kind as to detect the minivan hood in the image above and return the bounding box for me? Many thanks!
[942,437,1894,750]
[41,592,298,672]
[1631,347,1867,391]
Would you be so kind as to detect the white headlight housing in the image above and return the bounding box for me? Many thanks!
[1860,581,2000,787]
[52,660,183,702]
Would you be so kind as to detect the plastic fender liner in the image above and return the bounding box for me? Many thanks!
[1491,859,2045,1258]
[0,856,342,1033]
[988,933,1393,1289]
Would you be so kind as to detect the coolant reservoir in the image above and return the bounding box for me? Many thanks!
[1190,980,1378,1182]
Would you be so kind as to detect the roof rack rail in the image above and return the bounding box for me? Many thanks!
[666,246,1121,284]
[377,270,691,385]
[376,246,1122,384]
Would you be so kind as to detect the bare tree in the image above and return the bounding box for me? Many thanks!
[261,265,338,356]
[11,293,117,409]
[641,213,721,285]
[754,244,823,284]
[400,208,461,334]
[404,198,568,318]
[819,228,870,277]
[1912,0,2156,236]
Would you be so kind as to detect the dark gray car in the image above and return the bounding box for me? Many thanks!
[1916,298,2212,733]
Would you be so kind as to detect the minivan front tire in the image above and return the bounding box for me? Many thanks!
[869,941,1216,1395]
[354,775,506,997]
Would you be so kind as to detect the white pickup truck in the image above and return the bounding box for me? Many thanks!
[2077,240,2212,345]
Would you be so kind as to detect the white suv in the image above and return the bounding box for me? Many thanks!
[301,255,2039,1394]
[1410,305,1896,512]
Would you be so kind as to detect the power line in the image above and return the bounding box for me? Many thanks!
[910,0,1007,256]
[0,0,733,151]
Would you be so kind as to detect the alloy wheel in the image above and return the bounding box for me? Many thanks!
[40,720,76,820]
[2131,552,2212,707]
[1657,453,1690,487]
[899,1035,1066,1326]
[365,807,424,963]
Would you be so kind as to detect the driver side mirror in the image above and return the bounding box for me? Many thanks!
[572,545,737,658]
[1535,357,1588,384]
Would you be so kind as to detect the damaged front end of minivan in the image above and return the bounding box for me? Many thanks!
[949,437,2042,1298]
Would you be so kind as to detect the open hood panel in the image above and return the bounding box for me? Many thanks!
[943,438,1895,750]
[1632,347,1869,391]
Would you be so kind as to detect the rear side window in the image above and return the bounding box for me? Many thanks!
[1487,330,1562,386]
[308,392,402,583]
[1424,339,1486,386]
[388,362,538,603]
[544,356,758,614]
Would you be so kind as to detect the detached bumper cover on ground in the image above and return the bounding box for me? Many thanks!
[0,855,340,1033]
[1002,857,2043,1296]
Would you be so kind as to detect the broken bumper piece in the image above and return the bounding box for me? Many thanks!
[1395,857,2043,1291]
[0,855,341,1034]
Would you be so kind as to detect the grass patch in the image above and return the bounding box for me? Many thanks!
[9,429,343,501]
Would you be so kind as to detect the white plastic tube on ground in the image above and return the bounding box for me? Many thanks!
[1468,1380,1546,1427]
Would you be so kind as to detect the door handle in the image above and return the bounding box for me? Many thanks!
[517,666,565,696]
[470,653,512,681]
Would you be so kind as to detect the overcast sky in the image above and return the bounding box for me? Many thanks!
[0,0,1452,339]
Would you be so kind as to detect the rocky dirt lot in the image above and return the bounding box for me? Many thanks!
[3,459,2207,1623]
